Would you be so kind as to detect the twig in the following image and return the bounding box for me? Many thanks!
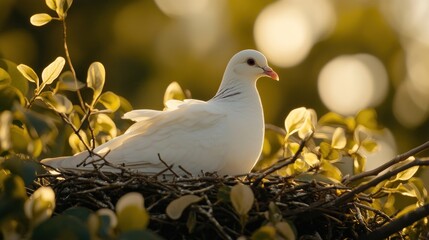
[195,205,233,240]
[363,203,429,240]
[331,158,429,206]
[344,140,429,184]
[252,140,306,186]
[156,153,179,178]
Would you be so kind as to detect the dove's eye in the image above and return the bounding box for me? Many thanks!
[246,58,255,66]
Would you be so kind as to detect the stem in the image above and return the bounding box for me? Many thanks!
[62,19,85,110]
[62,18,97,149]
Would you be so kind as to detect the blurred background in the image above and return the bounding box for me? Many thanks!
[0,0,428,163]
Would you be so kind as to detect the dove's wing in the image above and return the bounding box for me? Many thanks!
[92,100,227,174]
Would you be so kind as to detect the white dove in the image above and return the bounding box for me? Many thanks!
[41,49,279,176]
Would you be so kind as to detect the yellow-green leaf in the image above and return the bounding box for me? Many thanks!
[320,160,342,182]
[24,186,55,226]
[356,108,378,130]
[55,71,84,92]
[0,68,11,86]
[284,107,307,137]
[116,192,145,213]
[117,205,149,231]
[39,92,73,114]
[87,62,105,103]
[10,125,32,155]
[251,225,276,240]
[96,208,118,228]
[166,195,202,220]
[353,154,366,174]
[303,152,319,167]
[30,13,53,27]
[275,221,296,240]
[68,130,89,153]
[331,127,346,149]
[163,81,186,107]
[0,111,12,151]
[0,59,29,95]
[17,64,39,87]
[230,183,254,216]
[98,91,121,112]
[395,165,419,181]
[41,57,65,87]
[55,0,73,18]
[298,109,317,139]
[45,0,57,10]
[361,139,378,153]
[91,114,117,139]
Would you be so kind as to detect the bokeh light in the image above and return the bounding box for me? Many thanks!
[254,0,335,67]
[318,54,388,116]
[154,0,210,18]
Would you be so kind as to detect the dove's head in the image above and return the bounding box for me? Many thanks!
[228,49,279,81]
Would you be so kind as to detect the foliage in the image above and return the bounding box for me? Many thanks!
[1,0,429,239]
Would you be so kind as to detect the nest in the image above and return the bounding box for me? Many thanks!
[33,163,389,240]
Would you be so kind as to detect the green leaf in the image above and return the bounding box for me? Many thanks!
[1,157,40,185]
[318,112,346,126]
[55,71,84,92]
[166,195,202,220]
[39,92,73,114]
[62,207,93,222]
[0,86,26,111]
[98,91,121,112]
[3,175,27,199]
[33,215,91,240]
[0,68,11,86]
[30,13,53,26]
[96,208,117,229]
[216,185,231,203]
[230,183,254,216]
[0,59,29,95]
[87,62,105,104]
[41,57,65,88]
[186,210,197,234]
[17,64,39,87]
[267,202,282,223]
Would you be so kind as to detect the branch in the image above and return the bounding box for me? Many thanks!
[363,203,429,240]
[344,140,429,184]
[252,140,306,186]
[330,158,429,206]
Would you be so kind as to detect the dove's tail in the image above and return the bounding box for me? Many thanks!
[41,151,90,170]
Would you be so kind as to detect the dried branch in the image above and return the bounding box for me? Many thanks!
[344,140,429,184]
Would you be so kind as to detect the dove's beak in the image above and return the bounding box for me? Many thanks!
[262,66,279,81]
